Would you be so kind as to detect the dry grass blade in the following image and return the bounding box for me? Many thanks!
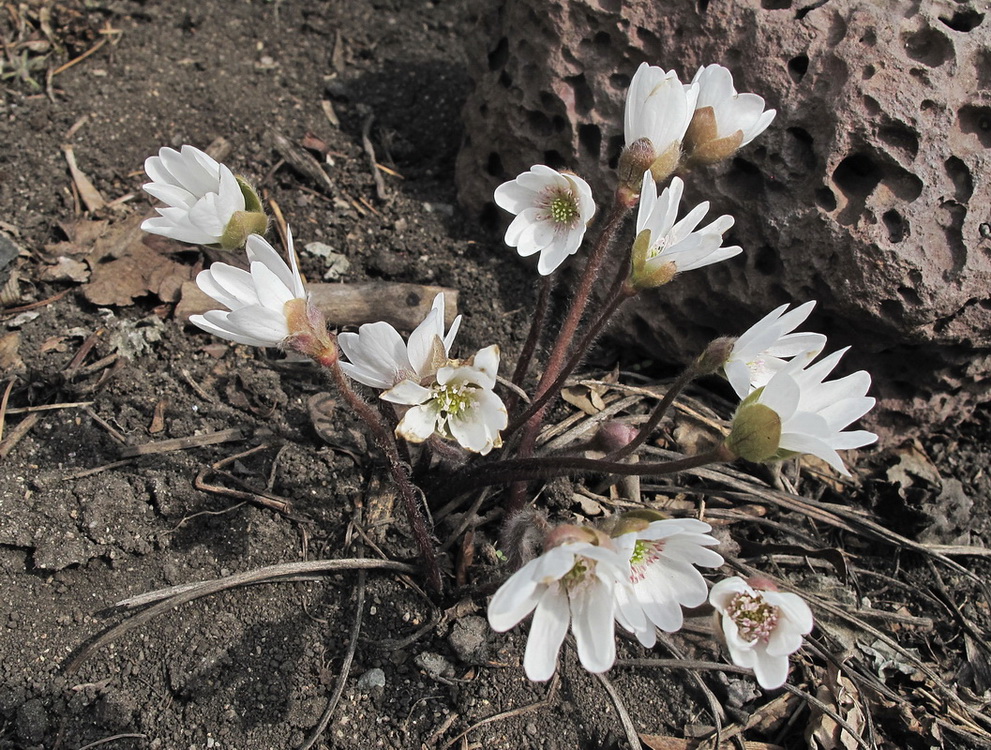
[298,569,366,750]
[68,558,416,672]
[595,671,642,750]
[439,674,559,750]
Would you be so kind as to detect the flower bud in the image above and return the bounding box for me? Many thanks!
[618,138,657,192]
[694,336,736,376]
[544,524,610,551]
[589,421,638,453]
[725,400,782,463]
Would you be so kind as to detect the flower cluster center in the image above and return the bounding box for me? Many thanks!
[726,591,779,642]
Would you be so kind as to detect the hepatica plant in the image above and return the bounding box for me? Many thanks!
[141,64,877,690]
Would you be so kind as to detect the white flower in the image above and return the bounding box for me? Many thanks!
[724,302,827,399]
[382,345,508,454]
[142,145,263,248]
[338,294,461,389]
[690,65,776,149]
[630,172,741,288]
[493,165,596,275]
[488,540,630,681]
[728,348,877,475]
[710,576,813,689]
[190,229,306,348]
[612,519,723,647]
[624,63,699,155]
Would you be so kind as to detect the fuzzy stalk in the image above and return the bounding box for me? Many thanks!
[328,360,443,593]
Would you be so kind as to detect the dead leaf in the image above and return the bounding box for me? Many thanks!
[83,214,193,306]
[41,256,90,283]
[805,664,865,750]
[56,218,110,248]
[562,383,606,415]
[63,145,106,211]
[886,439,941,488]
[0,333,23,375]
[149,399,168,434]
[307,392,337,445]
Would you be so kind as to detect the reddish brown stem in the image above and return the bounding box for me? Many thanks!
[328,361,443,593]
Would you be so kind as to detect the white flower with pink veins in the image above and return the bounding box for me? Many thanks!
[612,518,723,646]
[710,576,814,689]
[494,165,596,276]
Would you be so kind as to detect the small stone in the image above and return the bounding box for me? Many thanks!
[357,668,386,691]
[447,615,489,665]
[414,652,453,678]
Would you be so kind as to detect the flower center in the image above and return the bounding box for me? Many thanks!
[562,557,595,591]
[646,236,668,260]
[435,382,475,418]
[629,539,664,582]
[725,591,779,643]
[541,187,581,229]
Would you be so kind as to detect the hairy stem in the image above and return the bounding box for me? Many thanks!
[328,362,443,593]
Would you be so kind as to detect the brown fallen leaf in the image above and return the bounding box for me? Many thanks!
[63,145,106,212]
[0,333,24,376]
[83,214,193,306]
[149,398,168,434]
[805,664,866,750]
[40,256,90,283]
[562,383,607,416]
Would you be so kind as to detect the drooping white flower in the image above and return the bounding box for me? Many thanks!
[190,228,307,348]
[488,537,631,681]
[724,302,827,399]
[338,294,461,389]
[630,172,741,289]
[141,145,266,248]
[612,518,724,647]
[685,65,776,164]
[623,63,699,183]
[493,165,596,276]
[382,345,508,454]
[726,348,877,476]
[710,576,813,689]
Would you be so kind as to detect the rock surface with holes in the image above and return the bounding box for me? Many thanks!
[457,0,991,433]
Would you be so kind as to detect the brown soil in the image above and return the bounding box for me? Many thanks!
[1,2,990,749]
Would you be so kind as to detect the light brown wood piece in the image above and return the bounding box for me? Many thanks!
[175,281,458,331]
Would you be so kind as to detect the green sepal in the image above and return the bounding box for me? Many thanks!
[236,176,265,214]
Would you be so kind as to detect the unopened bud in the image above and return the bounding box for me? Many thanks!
[694,337,736,376]
[590,421,638,453]
[544,524,610,551]
[618,138,657,191]
[604,509,670,538]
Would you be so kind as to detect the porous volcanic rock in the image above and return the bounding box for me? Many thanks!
[457,0,991,433]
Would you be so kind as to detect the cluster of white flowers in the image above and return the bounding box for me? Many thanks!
[488,515,813,689]
[140,57,875,697]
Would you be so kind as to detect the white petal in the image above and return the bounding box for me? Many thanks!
[523,584,571,681]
